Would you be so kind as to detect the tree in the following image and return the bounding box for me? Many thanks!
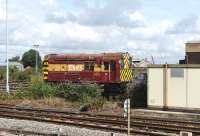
[9,56,20,62]
[21,49,42,68]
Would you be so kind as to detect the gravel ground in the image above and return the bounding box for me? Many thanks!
[0,117,127,136]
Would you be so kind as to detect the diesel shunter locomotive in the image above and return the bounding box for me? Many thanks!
[43,52,133,94]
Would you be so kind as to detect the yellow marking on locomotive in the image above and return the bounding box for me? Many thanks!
[101,65,105,71]
[48,64,61,71]
[68,64,84,71]
[43,62,48,65]
[43,60,49,80]
[60,64,67,71]
[76,64,84,71]
[123,53,130,69]
[43,71,48,75]
[120,69,133,82]
[42,67,48,71]
[120,53,132,82]
[94,64,101,72]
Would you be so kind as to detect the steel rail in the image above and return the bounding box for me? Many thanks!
[0,81,29,91]
[0,110,171,136]
[0,104,199,134]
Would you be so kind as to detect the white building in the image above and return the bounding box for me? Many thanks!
[0,62,24,71]
[148,64,200,110]
[133,58,151,68]
[133,59,151,85]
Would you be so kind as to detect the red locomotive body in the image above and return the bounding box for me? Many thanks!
[43,52,132,84]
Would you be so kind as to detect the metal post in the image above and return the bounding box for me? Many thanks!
[34,45,39,73]
[57,128,62,136]
[127,98,130,136]
[124,98,131,136]
[108,63,111,81]
[5,0,9,93]
[36,50,38,73]
[163,63,168,110]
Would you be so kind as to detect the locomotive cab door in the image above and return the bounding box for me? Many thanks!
[102,61,116,82]
[110,60,116,81]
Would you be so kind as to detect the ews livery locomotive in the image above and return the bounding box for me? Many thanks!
[43,52,133,93]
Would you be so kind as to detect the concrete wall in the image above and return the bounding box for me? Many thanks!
[148,68,163,108]
[167,68,187,108]
[187,69,200,108]
[148,66,200,109]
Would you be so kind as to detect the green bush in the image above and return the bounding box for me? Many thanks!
[26,76,57,99]
[0,66,33,81]
[1,76,103,108]
[0,68,5,81]
[57,83,79,101]
[11,67,33,81]
[19,79,103,104]
[58,82,103,103]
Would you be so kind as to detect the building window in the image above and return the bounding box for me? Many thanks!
[84,62,94,71]
[171,68,184,78]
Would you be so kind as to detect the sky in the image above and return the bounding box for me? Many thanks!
[1,0,200,63]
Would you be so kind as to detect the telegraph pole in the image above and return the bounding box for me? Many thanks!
[33,45,39,73]
[5,0,9,93]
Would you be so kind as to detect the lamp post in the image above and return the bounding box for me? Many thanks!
[124,98,130,136]
[33,45,39,73]
[5,0,9,93]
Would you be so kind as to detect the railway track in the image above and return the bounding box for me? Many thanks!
[0,81,29,91]
[0,128,49,136]
[0,104,198,135]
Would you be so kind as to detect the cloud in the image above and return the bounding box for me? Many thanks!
[45,0,143,28]
[46,11,76,24]
[1,0,200,64]
[166,15,200,34]
[1,0,143,58]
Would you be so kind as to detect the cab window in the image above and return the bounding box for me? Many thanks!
[104,62,109,70]
[84,62,94,71]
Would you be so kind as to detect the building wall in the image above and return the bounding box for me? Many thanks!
[148,68,163,107]
[187,52,200,64]
[148,66,200,109]
[167,68,187,108]
[187,69,200,108]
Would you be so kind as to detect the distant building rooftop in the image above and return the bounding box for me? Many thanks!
[186,41,200,53]
[133,59,151,68]
[186,41,200,44]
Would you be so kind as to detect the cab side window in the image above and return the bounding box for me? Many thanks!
[104,62,109,70]
[84,62,94,71]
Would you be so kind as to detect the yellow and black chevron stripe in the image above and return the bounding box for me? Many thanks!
[121,53,132,69]
[120,69,133,82]
[43,60,48,80]
[120,53,133,82]
[123,53,130,69]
